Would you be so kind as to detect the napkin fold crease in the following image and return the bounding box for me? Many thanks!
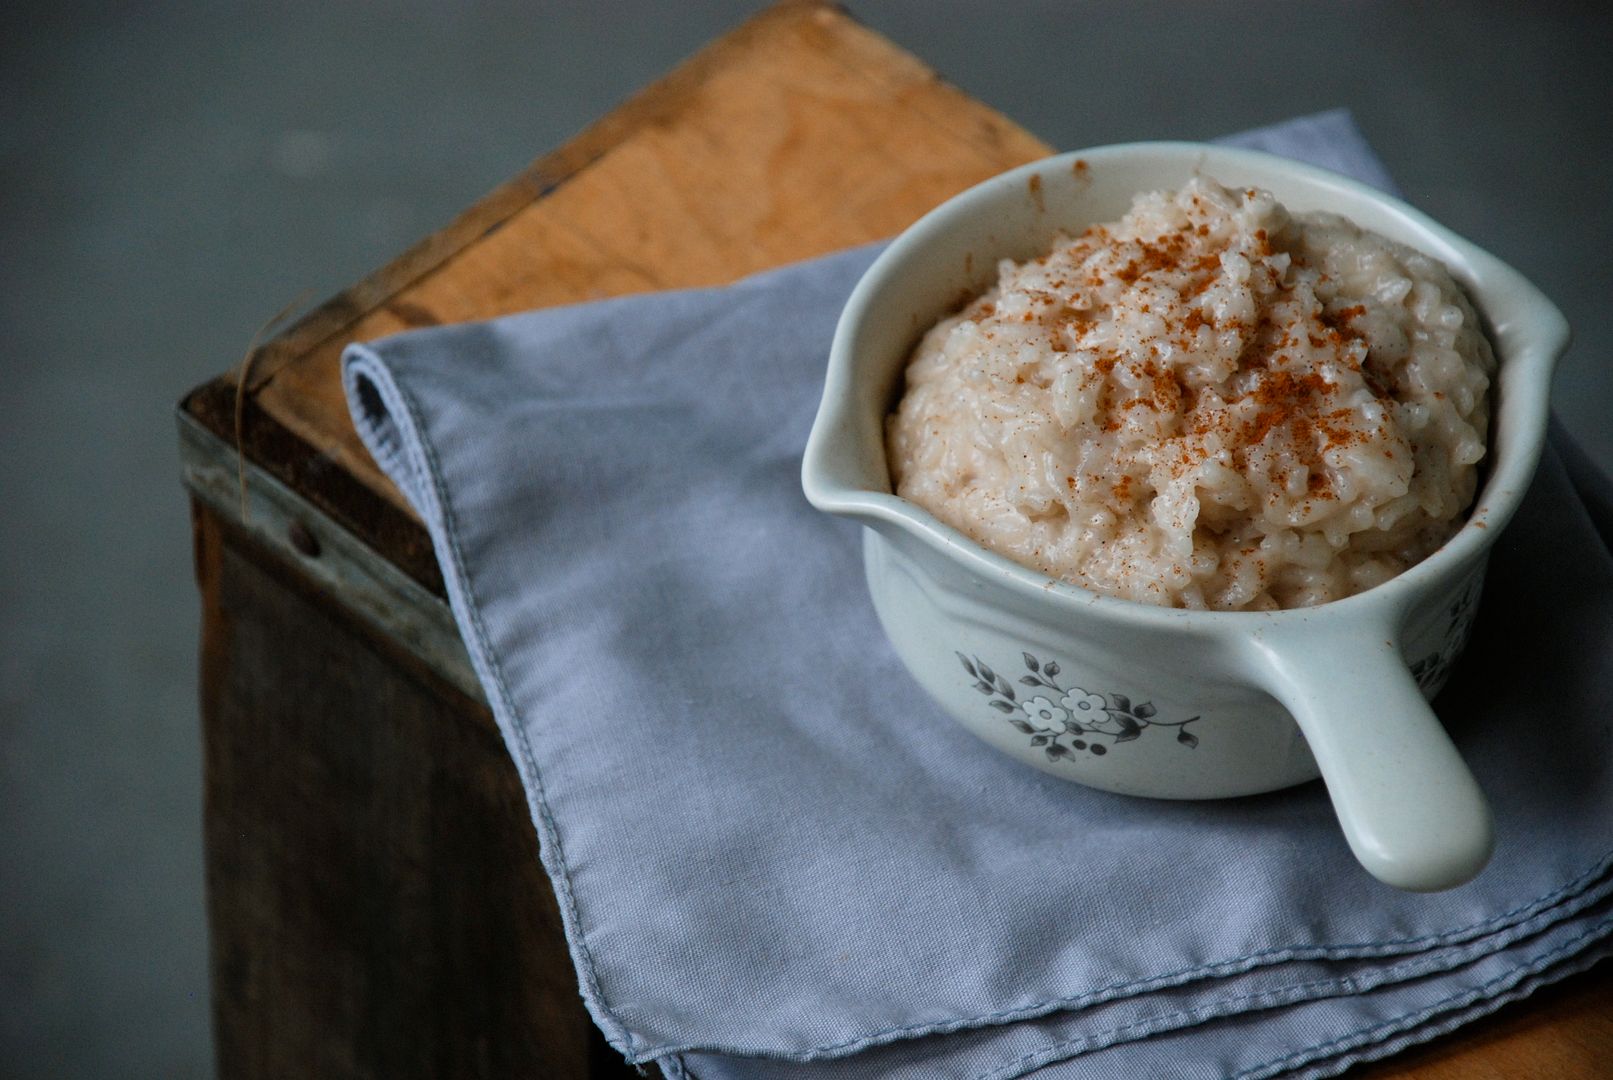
[343,111,1611,1079]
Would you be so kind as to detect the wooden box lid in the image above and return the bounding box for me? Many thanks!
[180,0,1046,596]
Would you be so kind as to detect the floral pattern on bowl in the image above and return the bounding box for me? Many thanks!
[958,651,1202,762]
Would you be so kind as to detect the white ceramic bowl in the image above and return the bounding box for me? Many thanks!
[801,143,1569,892]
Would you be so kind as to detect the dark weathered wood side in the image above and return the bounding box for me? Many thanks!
[195,508,620,1077]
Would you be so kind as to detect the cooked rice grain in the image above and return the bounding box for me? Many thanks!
[886,178,1495,610]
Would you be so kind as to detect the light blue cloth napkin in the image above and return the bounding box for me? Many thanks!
[342,111,1612,1079]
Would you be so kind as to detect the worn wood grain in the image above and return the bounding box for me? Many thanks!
[195,501,636,1078]
[183,2,1611,1076]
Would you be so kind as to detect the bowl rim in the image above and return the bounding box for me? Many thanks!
[801,140,1571,631]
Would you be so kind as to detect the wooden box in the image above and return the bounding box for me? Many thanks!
[178,4,1609,1076]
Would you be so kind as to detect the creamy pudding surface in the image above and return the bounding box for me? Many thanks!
[886,177,1496,610]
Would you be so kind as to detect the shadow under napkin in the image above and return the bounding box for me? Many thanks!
[341,112,1612,1079]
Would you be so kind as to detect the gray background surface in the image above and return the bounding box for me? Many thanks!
[1,3,1608,1076]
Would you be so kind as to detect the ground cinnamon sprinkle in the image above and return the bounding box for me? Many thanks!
[887,176,1495,610]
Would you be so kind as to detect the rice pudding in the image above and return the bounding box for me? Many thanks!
[885,177,1495,610]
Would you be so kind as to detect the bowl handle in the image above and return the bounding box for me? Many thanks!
[1245,618,1493,892]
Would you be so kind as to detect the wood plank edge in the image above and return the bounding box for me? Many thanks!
[180,379,445,595]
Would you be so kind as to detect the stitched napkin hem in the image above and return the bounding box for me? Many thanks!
[664,889,1613,1079]
[1238,929,1613,1080]
[343,354,641,1056]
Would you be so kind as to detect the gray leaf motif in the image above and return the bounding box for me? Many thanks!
[959,650,1203,759]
